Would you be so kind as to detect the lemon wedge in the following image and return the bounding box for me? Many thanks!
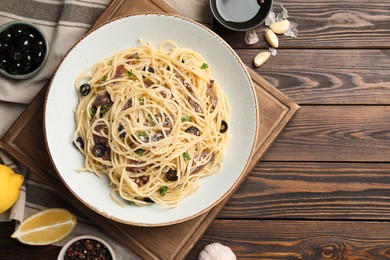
[0,164,24,214]
[11,208,77,245]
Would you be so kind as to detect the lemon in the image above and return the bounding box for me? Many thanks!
[0,164,24,214]
[11,208,77,245]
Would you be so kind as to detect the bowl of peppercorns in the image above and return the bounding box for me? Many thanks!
[0,20,49,80]
[57,235,116,260]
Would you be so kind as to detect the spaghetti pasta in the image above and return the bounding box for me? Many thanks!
[73,40,230,207]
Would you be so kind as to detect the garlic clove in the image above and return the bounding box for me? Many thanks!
[269,19,290,34]
[254,52,271,67]
[198,243,236,260]
[264,29,279,48]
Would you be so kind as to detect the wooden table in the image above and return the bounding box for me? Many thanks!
[2,0,390,259]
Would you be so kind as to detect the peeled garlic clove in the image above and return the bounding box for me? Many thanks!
[269,19,290,34]
[264,29,279,48]
[198,243,236,260]
[254,52,271,67]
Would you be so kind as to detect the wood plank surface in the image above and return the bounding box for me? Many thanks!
[263,106,390,162]
[215,0,390,49]
[237,50,390,105]
[220,162,390,219]
[188,220,390,259]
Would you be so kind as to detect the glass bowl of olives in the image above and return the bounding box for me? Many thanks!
[0,21,49,80]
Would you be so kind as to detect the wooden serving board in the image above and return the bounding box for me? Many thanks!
[0,0,300,259]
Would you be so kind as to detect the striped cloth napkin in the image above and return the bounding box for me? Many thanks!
[0,1,214,259]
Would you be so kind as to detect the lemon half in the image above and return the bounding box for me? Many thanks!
[11,208,77,245]
[0,164,24,214]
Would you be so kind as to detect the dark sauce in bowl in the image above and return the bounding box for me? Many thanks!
[0,21,48,79]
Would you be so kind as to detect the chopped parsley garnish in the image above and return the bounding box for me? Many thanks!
[149,115,157,126]
[102,75,107,81]
[127,71,134,77]
[166,65,171,71]
[135,53,141,59]
[181,115,191,122]
[160,186,168,196]
[200,63,209,70]
[139,96,145,105]
[100,103,111,114]
[183,152,191,161]
[136,131,148,138]
[89,106,97,116]
[135,148,145,156]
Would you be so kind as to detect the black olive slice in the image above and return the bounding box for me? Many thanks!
[75,136,84,149]
[166,169,178,181]
[143,66,155,73]
[185,126,200,136]
[92,143,106,157]
[118,124,126,138]
[79,83,91,96]
[220,120,228,133]
[143,197,155,203]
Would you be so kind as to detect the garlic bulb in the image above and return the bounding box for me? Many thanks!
[198,243,236,260]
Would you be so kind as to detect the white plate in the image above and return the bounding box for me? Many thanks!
[44,13,258,226]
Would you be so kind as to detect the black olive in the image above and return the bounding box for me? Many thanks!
[0,29,13,43]
[143,66,155,73]
[0,42,7,53]
[166,169,178,181]
[34,39,44,47]
[118,124,126,138]
[11,25,24,38]
[75,136,84,149]
[22,64,33,74]
[143,197,154,203]
[185,126,200,136]
[27,31,35,41]
[16,34,31,50]
[79,83,91,96]
[8,48,23,62]
[0,55,9,70]
[7,62,22,75]
[92,143,106,157]
[220,120,228,133]
[31,46,44,63]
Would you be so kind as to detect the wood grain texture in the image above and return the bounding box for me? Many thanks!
[188,220,390,259]
[215,0,390,49]
[263,106,390,162]
[219,162,390,219]
[0,221,60,260]
[237,49,390,105]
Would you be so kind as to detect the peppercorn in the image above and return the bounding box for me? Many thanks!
[64,238,113,260]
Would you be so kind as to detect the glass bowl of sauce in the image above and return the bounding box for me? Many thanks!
[0,21,49,80]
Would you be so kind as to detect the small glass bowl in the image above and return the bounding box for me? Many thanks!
[0,21,49,80]
[209,0,273,31]
[57,235,116,260]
